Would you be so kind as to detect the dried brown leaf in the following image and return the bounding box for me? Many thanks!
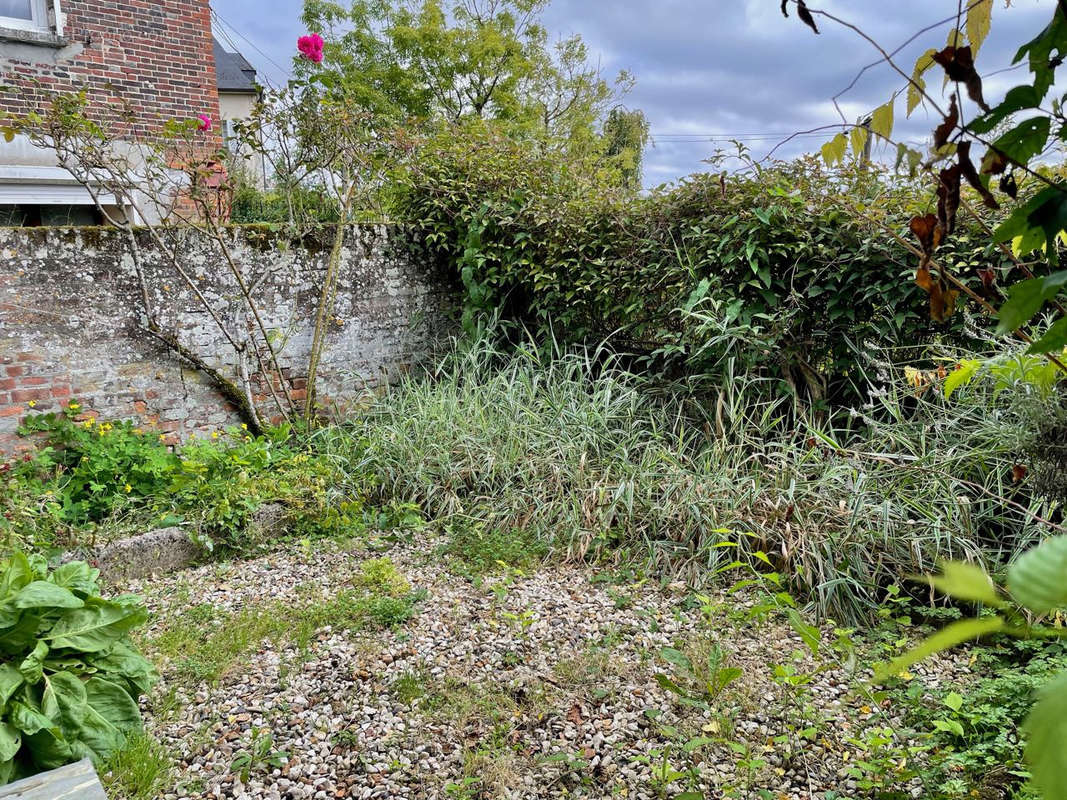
[797,1,820,34]
[934,95,959,150]
[910,214,944,257]
[937,164,962,235]
[932,46,991,112]
[957,141,999,209]
[999,171,1018,198]
[982,147,1010,176]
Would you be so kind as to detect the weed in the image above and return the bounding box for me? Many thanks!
[230,728,288,781]
[101,732,173,800]
[440,517,548,577]
[391,671,428,705]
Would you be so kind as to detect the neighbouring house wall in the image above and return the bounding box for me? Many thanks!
[1,0,222,222]
[218,92,267,188]
[0,224,456,453]
[0,0,221,141]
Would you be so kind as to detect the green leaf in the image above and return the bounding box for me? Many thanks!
[0,663,23,706]
[1008,536,1067,613]
[0,723,19,763]
[19,640,49,684]
[14,581,84,610]
[876,617,1005,681]
[945,692,964,712]
[1028,316,1067,355]
[50,562,100,596]
[933,718,966,737]
[927,561,1004,607]
[786,609,821,657]
[1025,670,1067,800]
[658,647,693,674]
[944,359,981,399]
[969,85,1042,135]
[44,601,148,652]
[996,271,1067,334]
[1014,8,1067,99]
[990,117,1052,169]
[654,673,688,698]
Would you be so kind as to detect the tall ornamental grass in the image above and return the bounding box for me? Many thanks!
[341,336,1052,622]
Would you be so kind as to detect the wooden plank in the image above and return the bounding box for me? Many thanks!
[0,760,106,800]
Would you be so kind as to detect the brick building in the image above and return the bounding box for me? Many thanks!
[0,0,227,224]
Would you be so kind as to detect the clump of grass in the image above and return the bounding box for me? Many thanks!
[101,732,173,800]
[440,516,549,576]
[342,335,1049,622]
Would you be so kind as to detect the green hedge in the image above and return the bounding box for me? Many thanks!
[396,124,1005,404]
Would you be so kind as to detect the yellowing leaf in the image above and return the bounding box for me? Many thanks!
[850,125,869,159]
[1,126,14,143]
[908,49,938,116]
[871,100,894,142]
[821,132,848,166]
[967,0,993,57]
[944,359,981,399]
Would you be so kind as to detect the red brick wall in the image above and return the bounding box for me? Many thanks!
[0,0,221,143]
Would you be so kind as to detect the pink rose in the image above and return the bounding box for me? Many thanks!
[298,33,325,64]
[196,114,212,132]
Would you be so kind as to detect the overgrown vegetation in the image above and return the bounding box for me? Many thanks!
[345,334,1054,621]
[1,409,392,557]
[395,127,1009,405]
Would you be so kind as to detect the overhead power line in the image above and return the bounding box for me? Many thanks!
[210,8,294,86]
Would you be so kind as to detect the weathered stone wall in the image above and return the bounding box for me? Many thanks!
[0,224,455,452]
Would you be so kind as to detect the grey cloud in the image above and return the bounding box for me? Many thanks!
[212,0,1061,185]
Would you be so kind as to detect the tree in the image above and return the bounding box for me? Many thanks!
[601,107,651,190]
[301,0,633,149]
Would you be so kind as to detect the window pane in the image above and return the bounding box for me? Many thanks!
[0,0,33,20]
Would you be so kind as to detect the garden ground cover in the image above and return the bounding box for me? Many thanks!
[106,532,1000,800]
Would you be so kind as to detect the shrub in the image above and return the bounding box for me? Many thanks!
[0,553,157,784]
[395,126,1000,404]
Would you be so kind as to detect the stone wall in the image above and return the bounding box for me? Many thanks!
[0,224,455,452]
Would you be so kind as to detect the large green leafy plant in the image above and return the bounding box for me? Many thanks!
[0,552,157,784]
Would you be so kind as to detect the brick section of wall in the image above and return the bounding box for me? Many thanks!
[0,0,221,145]
[0,225,455,454]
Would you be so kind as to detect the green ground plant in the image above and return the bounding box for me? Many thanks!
[0,553,157,783]
[149,557,421,686]
[2,410,395,558]
[100,732,173,800]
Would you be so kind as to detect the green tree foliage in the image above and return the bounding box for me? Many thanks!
[300,0,632,150]
[601,107,650,190]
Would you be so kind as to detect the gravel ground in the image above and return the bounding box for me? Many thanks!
[119,534,965,800]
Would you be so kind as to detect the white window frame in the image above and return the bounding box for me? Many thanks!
[0,0,55,33]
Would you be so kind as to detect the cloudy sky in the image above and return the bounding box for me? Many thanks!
[210,0,1057,187]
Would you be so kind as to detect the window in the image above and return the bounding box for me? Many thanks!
[221,119,240,155]
[0,0,53,33]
